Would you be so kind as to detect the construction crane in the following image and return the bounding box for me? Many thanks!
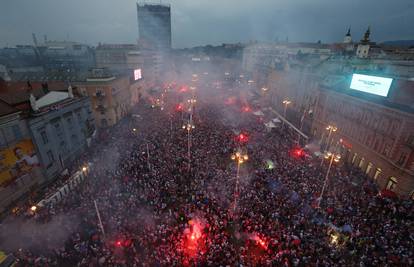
[32,33,44,66]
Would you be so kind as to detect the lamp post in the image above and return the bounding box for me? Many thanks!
[231,150,248,214]
[146,143,151,171]
[282,99,291,126]
[324,125,337,152]
[187,97,197,122]
[182,122,195,171]
[317,151,341,208]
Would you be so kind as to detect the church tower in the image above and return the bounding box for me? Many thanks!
[343,27,352,44]
[356,27,371,58]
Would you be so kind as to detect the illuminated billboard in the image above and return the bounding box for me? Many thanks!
[350,74,392,97]
[134,69,142,80]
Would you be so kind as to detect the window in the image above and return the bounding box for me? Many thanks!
[76,112,82,123]
[40,131,48,144]
[359,157,365,168]
[12,125,22,140]
[66,117,72,125]
[47,150,54,163]
[0,132,6,148]
[96,88,105,96]
[386,177,398,191]
[60,140,66,150]
[407,135,414,146]
[365,162,373,175]
[71,134,78,145]
[397,153,407,166]
[351,153,357,164]
[373,168,382,180]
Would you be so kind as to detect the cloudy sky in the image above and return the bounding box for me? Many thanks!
[0,0,413,48]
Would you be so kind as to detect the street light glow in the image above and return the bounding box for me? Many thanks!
[326,125,338,132]
[182,123,195,131]
[232,150,248,165]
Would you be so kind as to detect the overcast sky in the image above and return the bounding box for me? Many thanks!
[0,0,413,48]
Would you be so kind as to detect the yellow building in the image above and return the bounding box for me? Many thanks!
[76,69,132,128]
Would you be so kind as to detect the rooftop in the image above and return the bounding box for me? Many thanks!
[0,99,19,117]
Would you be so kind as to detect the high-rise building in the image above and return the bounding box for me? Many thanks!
[137,3,172,50]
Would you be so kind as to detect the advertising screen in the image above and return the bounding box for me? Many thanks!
[134,69,142,80]
[350,74,392,97]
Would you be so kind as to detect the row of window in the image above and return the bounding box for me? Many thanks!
[40,130,79,146]
[326,100,400,137]
[350,152,414,200]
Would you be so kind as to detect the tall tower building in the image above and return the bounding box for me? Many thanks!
[137,3,172,50]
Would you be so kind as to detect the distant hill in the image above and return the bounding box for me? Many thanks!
[381,40,414,47]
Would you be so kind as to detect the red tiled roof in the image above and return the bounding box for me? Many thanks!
[0,99,19,117]
[0,80,66,107]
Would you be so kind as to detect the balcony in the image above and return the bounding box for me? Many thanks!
[94,91,106,97]
[95,105,107,112]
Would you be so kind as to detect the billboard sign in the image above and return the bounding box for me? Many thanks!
[0,139,39,187]
[350,74,392,97]
[134,69,142,80]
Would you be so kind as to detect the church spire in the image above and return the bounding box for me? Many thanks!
[343,26,352,44]
[361,26,370,43]
[346,27,351,37]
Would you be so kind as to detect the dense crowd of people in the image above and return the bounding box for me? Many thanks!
[1,85,413,266]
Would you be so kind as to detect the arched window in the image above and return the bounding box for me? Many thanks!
[386,177,398,191]
[352,153,358,164]
[373,168,382,180]
[365,162,373,175]
[359,157,365,168]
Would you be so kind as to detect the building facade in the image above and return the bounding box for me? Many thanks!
[137,3,172,50]
[0,86,95,213]
[28,92,94,180]
[95,44,144,73]
[247,31,414,197]
[0,103,43,213]
[76,69,132,128]
[312,85,414,197]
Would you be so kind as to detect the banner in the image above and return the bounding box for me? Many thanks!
[0,139,39,187]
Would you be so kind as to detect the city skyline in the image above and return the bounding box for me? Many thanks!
[0,0,413,48]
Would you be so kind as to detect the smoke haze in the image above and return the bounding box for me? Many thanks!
[0,0,413,48]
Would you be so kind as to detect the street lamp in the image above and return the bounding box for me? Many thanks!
[317,151,341,208]
[282,99,291,125]
[183,122,195,171]
[324,125,338,152]
[231,149,249,214]
[30,205,37,212]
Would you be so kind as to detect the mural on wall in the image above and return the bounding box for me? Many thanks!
[0,139,39,187]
